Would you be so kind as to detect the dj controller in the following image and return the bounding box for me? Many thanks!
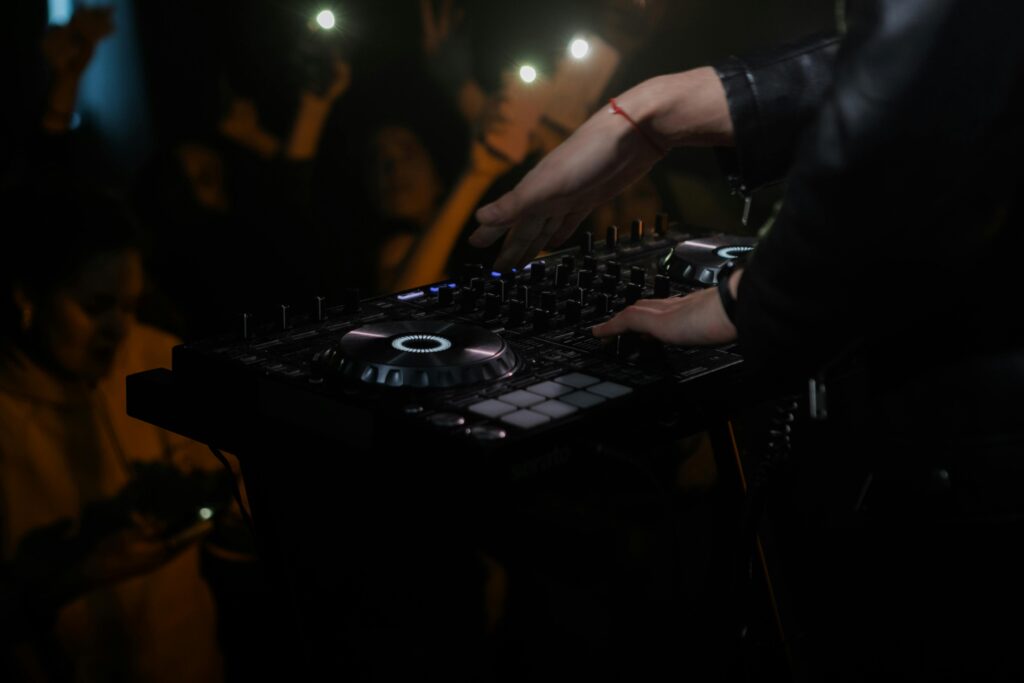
[131,216,757,464]
[125,218,767,679]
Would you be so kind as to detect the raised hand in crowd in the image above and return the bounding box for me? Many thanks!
[420,0,487,126]
[39,6,114,132]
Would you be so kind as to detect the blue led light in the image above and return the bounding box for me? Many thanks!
[396,290,425,301]
[447,282,458,288]
[491,271,502,278]
[429,286,440,293]
[523,263,533,271]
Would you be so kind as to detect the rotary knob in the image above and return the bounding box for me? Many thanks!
[533,308,550,332]
[565,299,582,324]
[540,291,557,312]
[507,299,526,326]
[605,225,618,251]
[555,264,570,288]
[530,260,547,283]
[655,212,669,236]
[577,269,594,289]
[654,274,671,298]
[630,218,643,243]
[625,283,643,305]
[483,292,501,318]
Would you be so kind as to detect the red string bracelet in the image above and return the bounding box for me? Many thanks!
[608,98,668,157]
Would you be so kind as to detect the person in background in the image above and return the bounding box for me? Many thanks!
[136,51,353,339]
[350,78,472,294]
[1,4,113,190]
[0,181,227,682]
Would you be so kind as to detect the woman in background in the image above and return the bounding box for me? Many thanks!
[0,182,225,682]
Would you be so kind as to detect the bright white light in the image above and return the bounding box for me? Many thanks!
[199,507,214,521]
[519,65,538,83]
[570,38,590,60]
[315,10,336,30]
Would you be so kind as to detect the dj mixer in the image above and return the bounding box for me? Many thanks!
[131,216,756,461]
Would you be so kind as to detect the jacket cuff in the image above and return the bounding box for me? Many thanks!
[713,32,842,194]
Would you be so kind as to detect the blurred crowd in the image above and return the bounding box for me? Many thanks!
[0,1,833,680]
[3,0,833,340]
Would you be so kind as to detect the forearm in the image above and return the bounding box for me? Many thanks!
[41,76,80,133]
[612,67,735,150]
[285,93,334,161]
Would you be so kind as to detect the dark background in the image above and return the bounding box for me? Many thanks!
[7,0,836,209]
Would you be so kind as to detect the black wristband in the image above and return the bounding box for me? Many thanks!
[717,270,738,325]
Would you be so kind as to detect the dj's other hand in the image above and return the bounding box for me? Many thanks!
[470,67,733,271]
[592,270,741,346]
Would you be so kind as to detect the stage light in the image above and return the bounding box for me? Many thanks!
[519,64,538,83]
[570,37,590,60]
[315,9,336,30]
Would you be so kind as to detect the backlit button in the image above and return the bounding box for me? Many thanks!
[499,390,545,407]
[588,381,633,399]
[469,399,517,418]
[500,410,551,429]
[560,391,606,409]
[554,373,601,389]
[531,400,579,419]
[428,412,466,428]
[470,424,507,441]
[527,381,574,398]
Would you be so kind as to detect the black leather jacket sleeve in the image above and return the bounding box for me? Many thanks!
[714,32,842,193]
[733,0,1024,374]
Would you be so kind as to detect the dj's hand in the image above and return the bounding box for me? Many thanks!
[469,97,662,271]
[470,67,733,271]
[592,271,741,346]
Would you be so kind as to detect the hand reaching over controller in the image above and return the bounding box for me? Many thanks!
[470,67,734,272]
